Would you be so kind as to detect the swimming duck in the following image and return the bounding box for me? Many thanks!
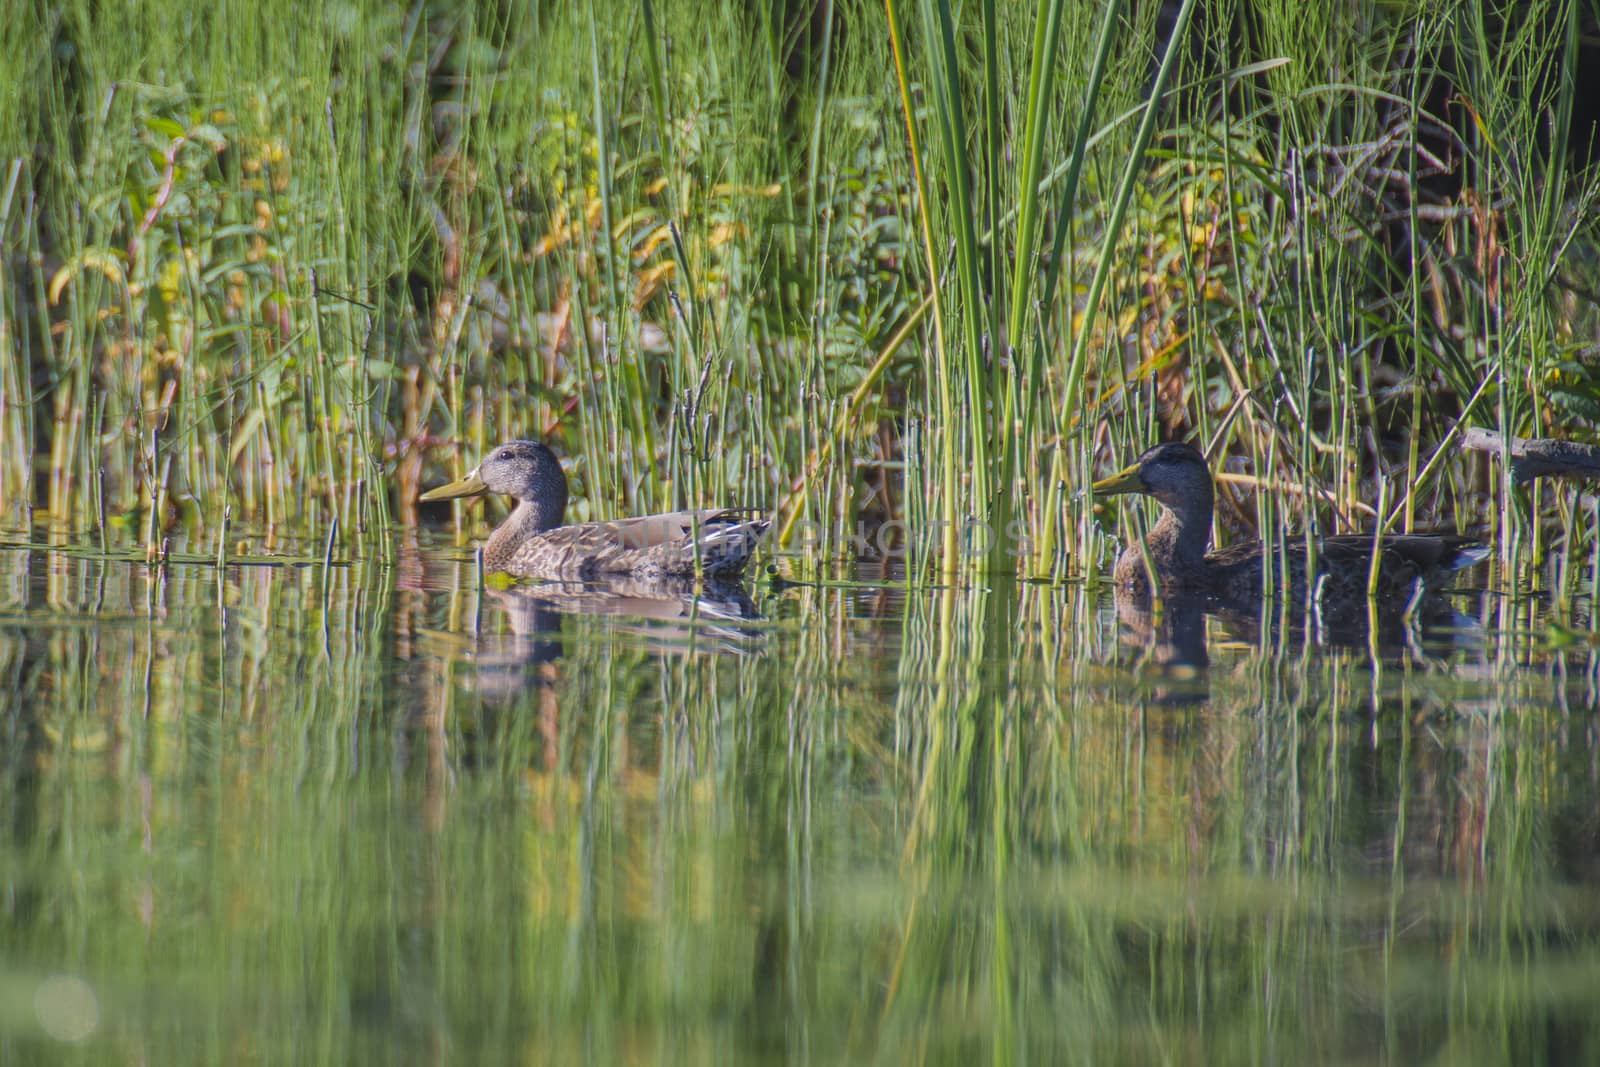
[1092,442,1486,610]
[420,440,768,581]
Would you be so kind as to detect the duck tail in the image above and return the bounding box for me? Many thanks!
[699,519,771,576]
[1445,543,1491,571]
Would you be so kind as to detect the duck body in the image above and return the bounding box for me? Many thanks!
[421,440,768,581]
[1117,526,1486,609]
[1095,442,1486,614]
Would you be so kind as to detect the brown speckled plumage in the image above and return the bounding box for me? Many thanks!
[421,440,767,581]
[1093,442,1485,612]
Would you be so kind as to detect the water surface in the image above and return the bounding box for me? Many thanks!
[2,534,1597,1064]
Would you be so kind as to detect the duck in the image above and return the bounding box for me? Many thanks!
[1092,441,1486,612]
[420,440,768,581]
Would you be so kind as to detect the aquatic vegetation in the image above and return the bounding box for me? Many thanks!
[0,0,1597,602]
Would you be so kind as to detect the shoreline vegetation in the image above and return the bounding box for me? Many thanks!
[2,1,1598,594]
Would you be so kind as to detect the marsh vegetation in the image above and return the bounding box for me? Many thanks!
[3,0,1597,585]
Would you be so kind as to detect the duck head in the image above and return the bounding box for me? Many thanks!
[420,439,569,530]
[1092,441,1214,528]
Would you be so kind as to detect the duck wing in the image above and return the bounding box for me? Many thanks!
[1202,532,1485,606]
[597,508,764,550]
[1318,533,1486,589]
[509,508,768,580]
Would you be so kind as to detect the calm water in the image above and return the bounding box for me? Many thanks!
[2,533,1598,1065]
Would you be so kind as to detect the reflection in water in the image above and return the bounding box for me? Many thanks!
[1113,578,1492,669]
[494,574,763,641]
[1113,586,1211,668]
[469,576,766,699]
[0,539,1597,1063]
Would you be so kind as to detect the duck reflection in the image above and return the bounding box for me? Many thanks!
[1211,596,1484,658]
[465,576,767,697]
[1114,582,1484,674]
[1114,587,1210,669]
[497,575,760,643]
[1112,587,1212,707]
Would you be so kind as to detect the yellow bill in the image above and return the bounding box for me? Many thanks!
[1091,464,1144,497]
[419,469,489,502]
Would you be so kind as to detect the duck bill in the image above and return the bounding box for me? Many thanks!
[419,469,488,502]
[1091,465,1144,497]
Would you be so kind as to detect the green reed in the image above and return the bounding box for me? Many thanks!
[1,0,1597,596]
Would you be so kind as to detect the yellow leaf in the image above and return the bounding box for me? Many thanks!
[48,249,126,304]
[709,221,746,248]
[229,408,267,465]
[635,224,674,260]
[634,261,677,307]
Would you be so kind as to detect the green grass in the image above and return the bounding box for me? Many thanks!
[2,0,1597,592]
